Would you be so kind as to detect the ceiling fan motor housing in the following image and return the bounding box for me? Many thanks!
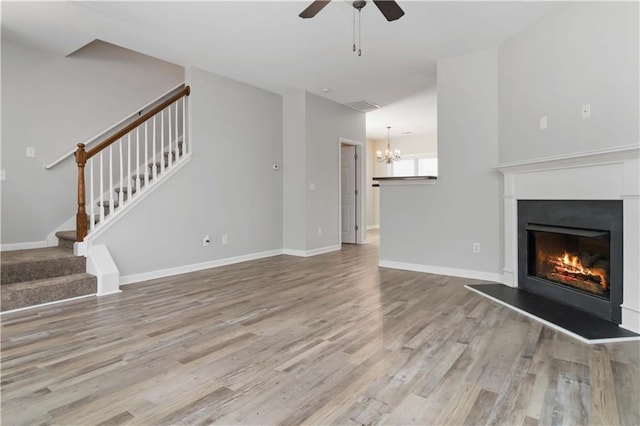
[353,1,367,11]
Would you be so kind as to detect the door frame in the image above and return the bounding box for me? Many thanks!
[338,137,366,245]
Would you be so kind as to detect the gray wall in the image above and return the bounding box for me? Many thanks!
[282,91,307,251]
[93,67,283,277]
[499,1,639,163]
[380,48,502,276]
[305,93,366,250]
[282,92,365,252]
[1,38,184,245]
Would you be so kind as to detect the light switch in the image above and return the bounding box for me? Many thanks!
[540,116,548,130]
[26,147,36,158]
[0,170,5,181]
[309,183,316,191]
[581,104,591,119]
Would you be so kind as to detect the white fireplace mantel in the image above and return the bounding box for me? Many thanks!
[495,144,640,333]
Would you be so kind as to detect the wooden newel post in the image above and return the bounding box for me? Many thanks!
[76,143,88,242]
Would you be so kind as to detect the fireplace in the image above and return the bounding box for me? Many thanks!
[518,200,623,323]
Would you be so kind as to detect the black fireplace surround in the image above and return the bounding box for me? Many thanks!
[518,200,623,323]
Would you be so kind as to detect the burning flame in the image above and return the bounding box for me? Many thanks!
[556,251,607,289]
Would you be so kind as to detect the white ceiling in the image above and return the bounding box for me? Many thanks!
[1,1,559,140]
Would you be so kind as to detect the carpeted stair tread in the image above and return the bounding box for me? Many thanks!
[56,230,76,241]
[115,187,137,195]
[1,273,96,311]
[56,230,76,249]
[1,247,85,285]
[97,200,119,208]
[2,246,72,263]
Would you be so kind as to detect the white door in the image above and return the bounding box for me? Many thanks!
[341,145,357,244]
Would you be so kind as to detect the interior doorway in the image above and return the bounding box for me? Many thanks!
[339,139,365,244]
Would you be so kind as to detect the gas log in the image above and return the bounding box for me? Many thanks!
[547,271,606,295]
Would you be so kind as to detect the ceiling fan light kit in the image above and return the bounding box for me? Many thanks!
[299,0,405,56]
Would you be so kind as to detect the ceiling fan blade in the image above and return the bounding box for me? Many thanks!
[299,0,332,19]
[372,0,405,21]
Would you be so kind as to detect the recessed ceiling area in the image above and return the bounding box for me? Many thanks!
[1,1,559,140]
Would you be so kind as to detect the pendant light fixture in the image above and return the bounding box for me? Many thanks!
[377,126,400,163]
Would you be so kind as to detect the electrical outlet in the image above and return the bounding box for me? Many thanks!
[317,227,322,236]
[222,235,228,244]
[203,235,211,246]
[473,243,481,253]
[26,147,35,158]
[310,183,316,192]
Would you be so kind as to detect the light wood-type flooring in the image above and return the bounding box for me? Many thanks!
[2,236,639,425]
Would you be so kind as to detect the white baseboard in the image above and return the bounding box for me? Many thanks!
[119,248,284,286]
[306,245,341,256]
[1,240,49,252]
[282,244,341,258]
[282,248,306,257]
[621,304,640,334]
[502,269,516,287]
[378,260,503,283]
[366,225,379,230]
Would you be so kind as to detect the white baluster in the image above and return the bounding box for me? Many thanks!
[119,138,123,207]
[183,96,187,154]
[99,152,104,224]
[90,158,95,231]
[136,127,140,193]
[161,109,165,174]
[153,115,157,179]
[144,121,149,186]
[109,145,114,214]
[168,104,173,167]
[175,100,179,159]
[127,134,132,202]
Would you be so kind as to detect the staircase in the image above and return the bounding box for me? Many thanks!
[1,147,184,314]
[1,85,191,312]
[1,240,96,312]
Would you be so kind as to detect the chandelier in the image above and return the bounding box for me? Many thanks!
[376,126,400,163]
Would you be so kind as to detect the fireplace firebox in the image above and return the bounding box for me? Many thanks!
[518,200,623,323]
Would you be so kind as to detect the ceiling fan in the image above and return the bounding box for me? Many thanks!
[299,1,404,56]
[299,0,405,22]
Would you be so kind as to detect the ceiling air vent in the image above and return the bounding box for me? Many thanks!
[343,100,381,113]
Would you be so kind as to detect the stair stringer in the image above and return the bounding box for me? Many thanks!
[75,152,192,256]
[87,244,120,295]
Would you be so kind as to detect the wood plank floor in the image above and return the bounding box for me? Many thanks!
[2,236,639,425]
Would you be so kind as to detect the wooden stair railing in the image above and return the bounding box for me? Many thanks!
[75,85,191,242]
